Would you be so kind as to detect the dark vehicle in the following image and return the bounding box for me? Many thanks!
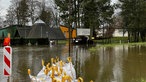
[72,36,93,44]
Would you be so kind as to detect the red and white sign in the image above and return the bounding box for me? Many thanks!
[3,46,12,76]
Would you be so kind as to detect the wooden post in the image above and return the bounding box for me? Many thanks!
[7,76,10,82]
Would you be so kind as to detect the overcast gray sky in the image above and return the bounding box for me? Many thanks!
[0,0,11,17]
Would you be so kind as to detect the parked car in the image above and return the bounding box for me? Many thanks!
[72,36,93,44]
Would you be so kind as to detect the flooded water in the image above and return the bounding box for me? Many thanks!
[1,44,146,82]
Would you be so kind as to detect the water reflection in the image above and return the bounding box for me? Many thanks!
[73,44,146,82]
[1,44,146,82]
[72,45,91,78]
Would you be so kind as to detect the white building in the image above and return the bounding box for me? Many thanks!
[113,29,128,37]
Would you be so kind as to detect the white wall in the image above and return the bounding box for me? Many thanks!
[113,29,128,37]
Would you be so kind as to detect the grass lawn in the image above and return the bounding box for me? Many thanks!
[90,37,146,53]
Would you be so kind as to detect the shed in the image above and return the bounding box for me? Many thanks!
[28,19,65,40]
[16,26,31,38]
[0,25,31,39]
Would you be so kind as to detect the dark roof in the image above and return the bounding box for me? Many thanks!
[28,23,65,40]
[28,23,48,38]
[48,28,66,40]
[0,25,31,38]
[16,26,31,38]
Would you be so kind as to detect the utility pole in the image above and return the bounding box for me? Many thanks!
[77,0,80,28]
[68,0,72,57]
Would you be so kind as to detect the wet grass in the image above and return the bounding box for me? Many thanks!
[141,79,146,82]
[57,40,68,44]
[89,42,146,53]
[98,42,146,47]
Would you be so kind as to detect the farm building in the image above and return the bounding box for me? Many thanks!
[0,20,66,45]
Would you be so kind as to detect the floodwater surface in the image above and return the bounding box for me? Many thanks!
[0,44,146,82]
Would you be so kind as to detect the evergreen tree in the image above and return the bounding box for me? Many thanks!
[39,8,52,25]
[54,0,72,26]
[55,0,114,38]
[39,0,52,26]
[82,0,114,38]
[17,0,29,25]
[119,0,146,42]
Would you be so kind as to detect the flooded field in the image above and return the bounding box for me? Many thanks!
[1,44,146,82]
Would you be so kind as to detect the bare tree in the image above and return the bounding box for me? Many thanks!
[0,6,4,28]
[28,0,42,25]
[6,0,53,26]
[5,5,16,25]
[0,17,3,28]
[5,0,20,25]
[6,0,29,26]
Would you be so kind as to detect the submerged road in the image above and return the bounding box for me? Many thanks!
[1,44,146,82]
